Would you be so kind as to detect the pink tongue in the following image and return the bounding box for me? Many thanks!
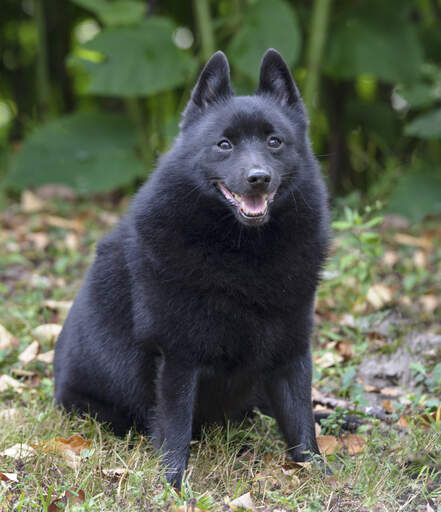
[242,195,266,214]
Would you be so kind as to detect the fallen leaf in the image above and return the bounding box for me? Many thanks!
[314,351,344,368]
[366,284,393,310]
[43,300,72,321]
[380,387,404,397]
[318,434,366,455]
[419,294,439,313]
[393,233,432,250]
[335,340,354,361]
[227,491,256,512]
[36,350,54,364]
[317,435,340,455]
[32,434,91,469]
[0,375,24,393]
[65,232,80,250]
[0,325,19,352]
[43,214,83,232]
[102,467,127,479]
[341,434,366,455]
[0,473,18,483]
[0,408,18,422]
[382,250,398,267]
[0,443,36,459]
[397,416,409,428]
[413,250,427,268]
[18,340,40,365]
[381,400,395,414]
[31,324,62,346]
[26,232,50,250]
[21,190,45,213]
[47,488,85,512]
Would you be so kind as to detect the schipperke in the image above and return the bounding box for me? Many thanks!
[54,49,330,487]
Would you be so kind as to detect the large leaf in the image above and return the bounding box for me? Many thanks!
[405,108,441,139]
[71,0,147,27]
[79,17,197,97]
[227,0,301,82]
[387,168,441,221]
[326,0,423,83]
[4,112,145,194]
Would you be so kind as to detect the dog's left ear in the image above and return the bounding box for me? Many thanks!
[191,51,233,108]
[256,49,300,106]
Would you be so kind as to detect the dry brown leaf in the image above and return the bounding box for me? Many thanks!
[43,214,83,232]
[18,340,40,365]
[314,351,344,368]
[31,324,62,346]
[397,416,409,428]
[36,350,54,364]
[32,434,91,469]
[413,250,427,268]
[0,325,19,352]
[363,384,381,393]
[380,387,404,397]
[318,434,366,455]
[0,443,36,459]
[341,434,366,455]
[26,232,50,250]
[367,284,393,310]
[0,408,18,422]
[335,340,354,361]
[419,294,439,313]
[65,232,80,250]
[0,375,24,393]
[0,473,18,483]
[227,491,256,512]
[47,488,85,512]
[381,400,396,414]
[102,467,127,479]
[317,435,340,455]
[21,190,45,213]
[382,250,398,267]
[393,233,432,250]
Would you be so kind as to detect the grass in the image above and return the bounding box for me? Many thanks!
[1,195,440,511]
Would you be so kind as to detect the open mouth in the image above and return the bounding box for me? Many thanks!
[217,182,276,222]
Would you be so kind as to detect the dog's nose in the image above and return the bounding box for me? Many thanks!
[246,168,271,188]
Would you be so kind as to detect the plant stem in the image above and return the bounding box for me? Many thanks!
[303,0,332,114]
[125,97,151,168]
[193,0,215,61]
[33,0,55,120]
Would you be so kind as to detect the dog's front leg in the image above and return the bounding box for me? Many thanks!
[153,356,199,488]
[264,350,319,462]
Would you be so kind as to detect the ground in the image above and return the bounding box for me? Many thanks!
[0,190,440,512]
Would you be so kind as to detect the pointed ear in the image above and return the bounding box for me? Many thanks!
[256,49,300,106]
[191,51,233,108]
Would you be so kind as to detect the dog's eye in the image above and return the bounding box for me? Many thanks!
[268,136,282,149]
[217,140,232,151]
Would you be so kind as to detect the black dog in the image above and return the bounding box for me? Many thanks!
[54,49,330,487]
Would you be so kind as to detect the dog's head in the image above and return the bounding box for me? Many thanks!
[178,49,311,227]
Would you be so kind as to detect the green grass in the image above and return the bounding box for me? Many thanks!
[1,197,440,511]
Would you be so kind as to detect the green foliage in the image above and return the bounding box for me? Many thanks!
[71,0,147,27]
[4,112,145,194]
[405,108,441,138]
[228,0,301,82]
[387,167,441,221]
[326,0,423,83]
[79,18,197,97]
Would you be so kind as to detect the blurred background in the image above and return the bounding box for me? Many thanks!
[1,0,441,221]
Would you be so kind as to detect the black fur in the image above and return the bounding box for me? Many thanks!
[54,49,330,487]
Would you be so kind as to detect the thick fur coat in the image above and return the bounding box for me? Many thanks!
[54,49,330,487]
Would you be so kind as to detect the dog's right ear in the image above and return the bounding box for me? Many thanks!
[190,51,233,108]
